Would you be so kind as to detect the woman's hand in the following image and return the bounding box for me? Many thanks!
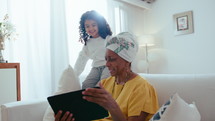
[55,110,75,121]
[83,83,127,121]
[82,83,118,111]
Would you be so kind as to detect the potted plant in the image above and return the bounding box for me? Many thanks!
[0,14,17,63]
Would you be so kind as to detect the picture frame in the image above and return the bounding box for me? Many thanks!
[173,11,194,35]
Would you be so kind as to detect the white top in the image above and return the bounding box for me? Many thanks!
[74,36,109,76]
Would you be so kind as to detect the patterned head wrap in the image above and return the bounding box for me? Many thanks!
[106,32,138,62]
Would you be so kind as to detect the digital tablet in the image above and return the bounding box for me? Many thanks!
[47,87,108,121]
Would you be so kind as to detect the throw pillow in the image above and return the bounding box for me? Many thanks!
[43,65,81,121]
[150,93,201,121]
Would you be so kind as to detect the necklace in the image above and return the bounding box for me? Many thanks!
[112,72,133,100]
[115,71,132,84]
[112,81,125,100]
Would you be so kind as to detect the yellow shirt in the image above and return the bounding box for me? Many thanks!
[95,75,159,121]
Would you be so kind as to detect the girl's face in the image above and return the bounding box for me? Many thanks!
[105,49,129,77]
[84,19,99,38]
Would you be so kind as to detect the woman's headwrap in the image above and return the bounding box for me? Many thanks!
[106,32,139,62]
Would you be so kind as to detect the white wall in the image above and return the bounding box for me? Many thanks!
[143,0,215,74]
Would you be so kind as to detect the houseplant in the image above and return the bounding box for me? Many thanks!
[0,14,17,63]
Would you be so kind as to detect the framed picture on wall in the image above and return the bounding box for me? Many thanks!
[173,11,194,35]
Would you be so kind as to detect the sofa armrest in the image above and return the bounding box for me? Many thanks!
[1,99,48,121]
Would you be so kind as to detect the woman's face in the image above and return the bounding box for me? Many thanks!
[84,19,99,38]
[105,49,129,76]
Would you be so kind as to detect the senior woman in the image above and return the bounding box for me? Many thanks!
[55,32,159,121]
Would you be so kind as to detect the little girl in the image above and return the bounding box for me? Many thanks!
[74,10,112,89]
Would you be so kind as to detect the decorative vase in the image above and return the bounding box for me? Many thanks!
[0,50,6,63]
[0,35,6,63]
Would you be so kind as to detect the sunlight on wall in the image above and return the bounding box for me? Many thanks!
[65,0,108,80]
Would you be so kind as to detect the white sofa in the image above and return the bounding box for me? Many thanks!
[1,74,215,121]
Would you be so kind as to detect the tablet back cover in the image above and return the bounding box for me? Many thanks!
[47,89,108,121]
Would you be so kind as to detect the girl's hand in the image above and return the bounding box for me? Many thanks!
[55,110,75,121]
[82,83,118,111]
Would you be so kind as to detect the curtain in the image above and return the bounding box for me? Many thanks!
[50,0,69,94]
[5,0,69,100]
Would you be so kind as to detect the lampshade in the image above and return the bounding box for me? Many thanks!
[138,35,155,47]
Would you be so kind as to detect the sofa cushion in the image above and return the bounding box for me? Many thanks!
[140,73,215,121]
[43,65,81,121]
[149,93,201,121]
[1,99,48,121]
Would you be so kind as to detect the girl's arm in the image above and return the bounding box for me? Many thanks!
[74,46,89,76]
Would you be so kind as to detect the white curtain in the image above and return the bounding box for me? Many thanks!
[50,0,69,94]
[5,0,69,100]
